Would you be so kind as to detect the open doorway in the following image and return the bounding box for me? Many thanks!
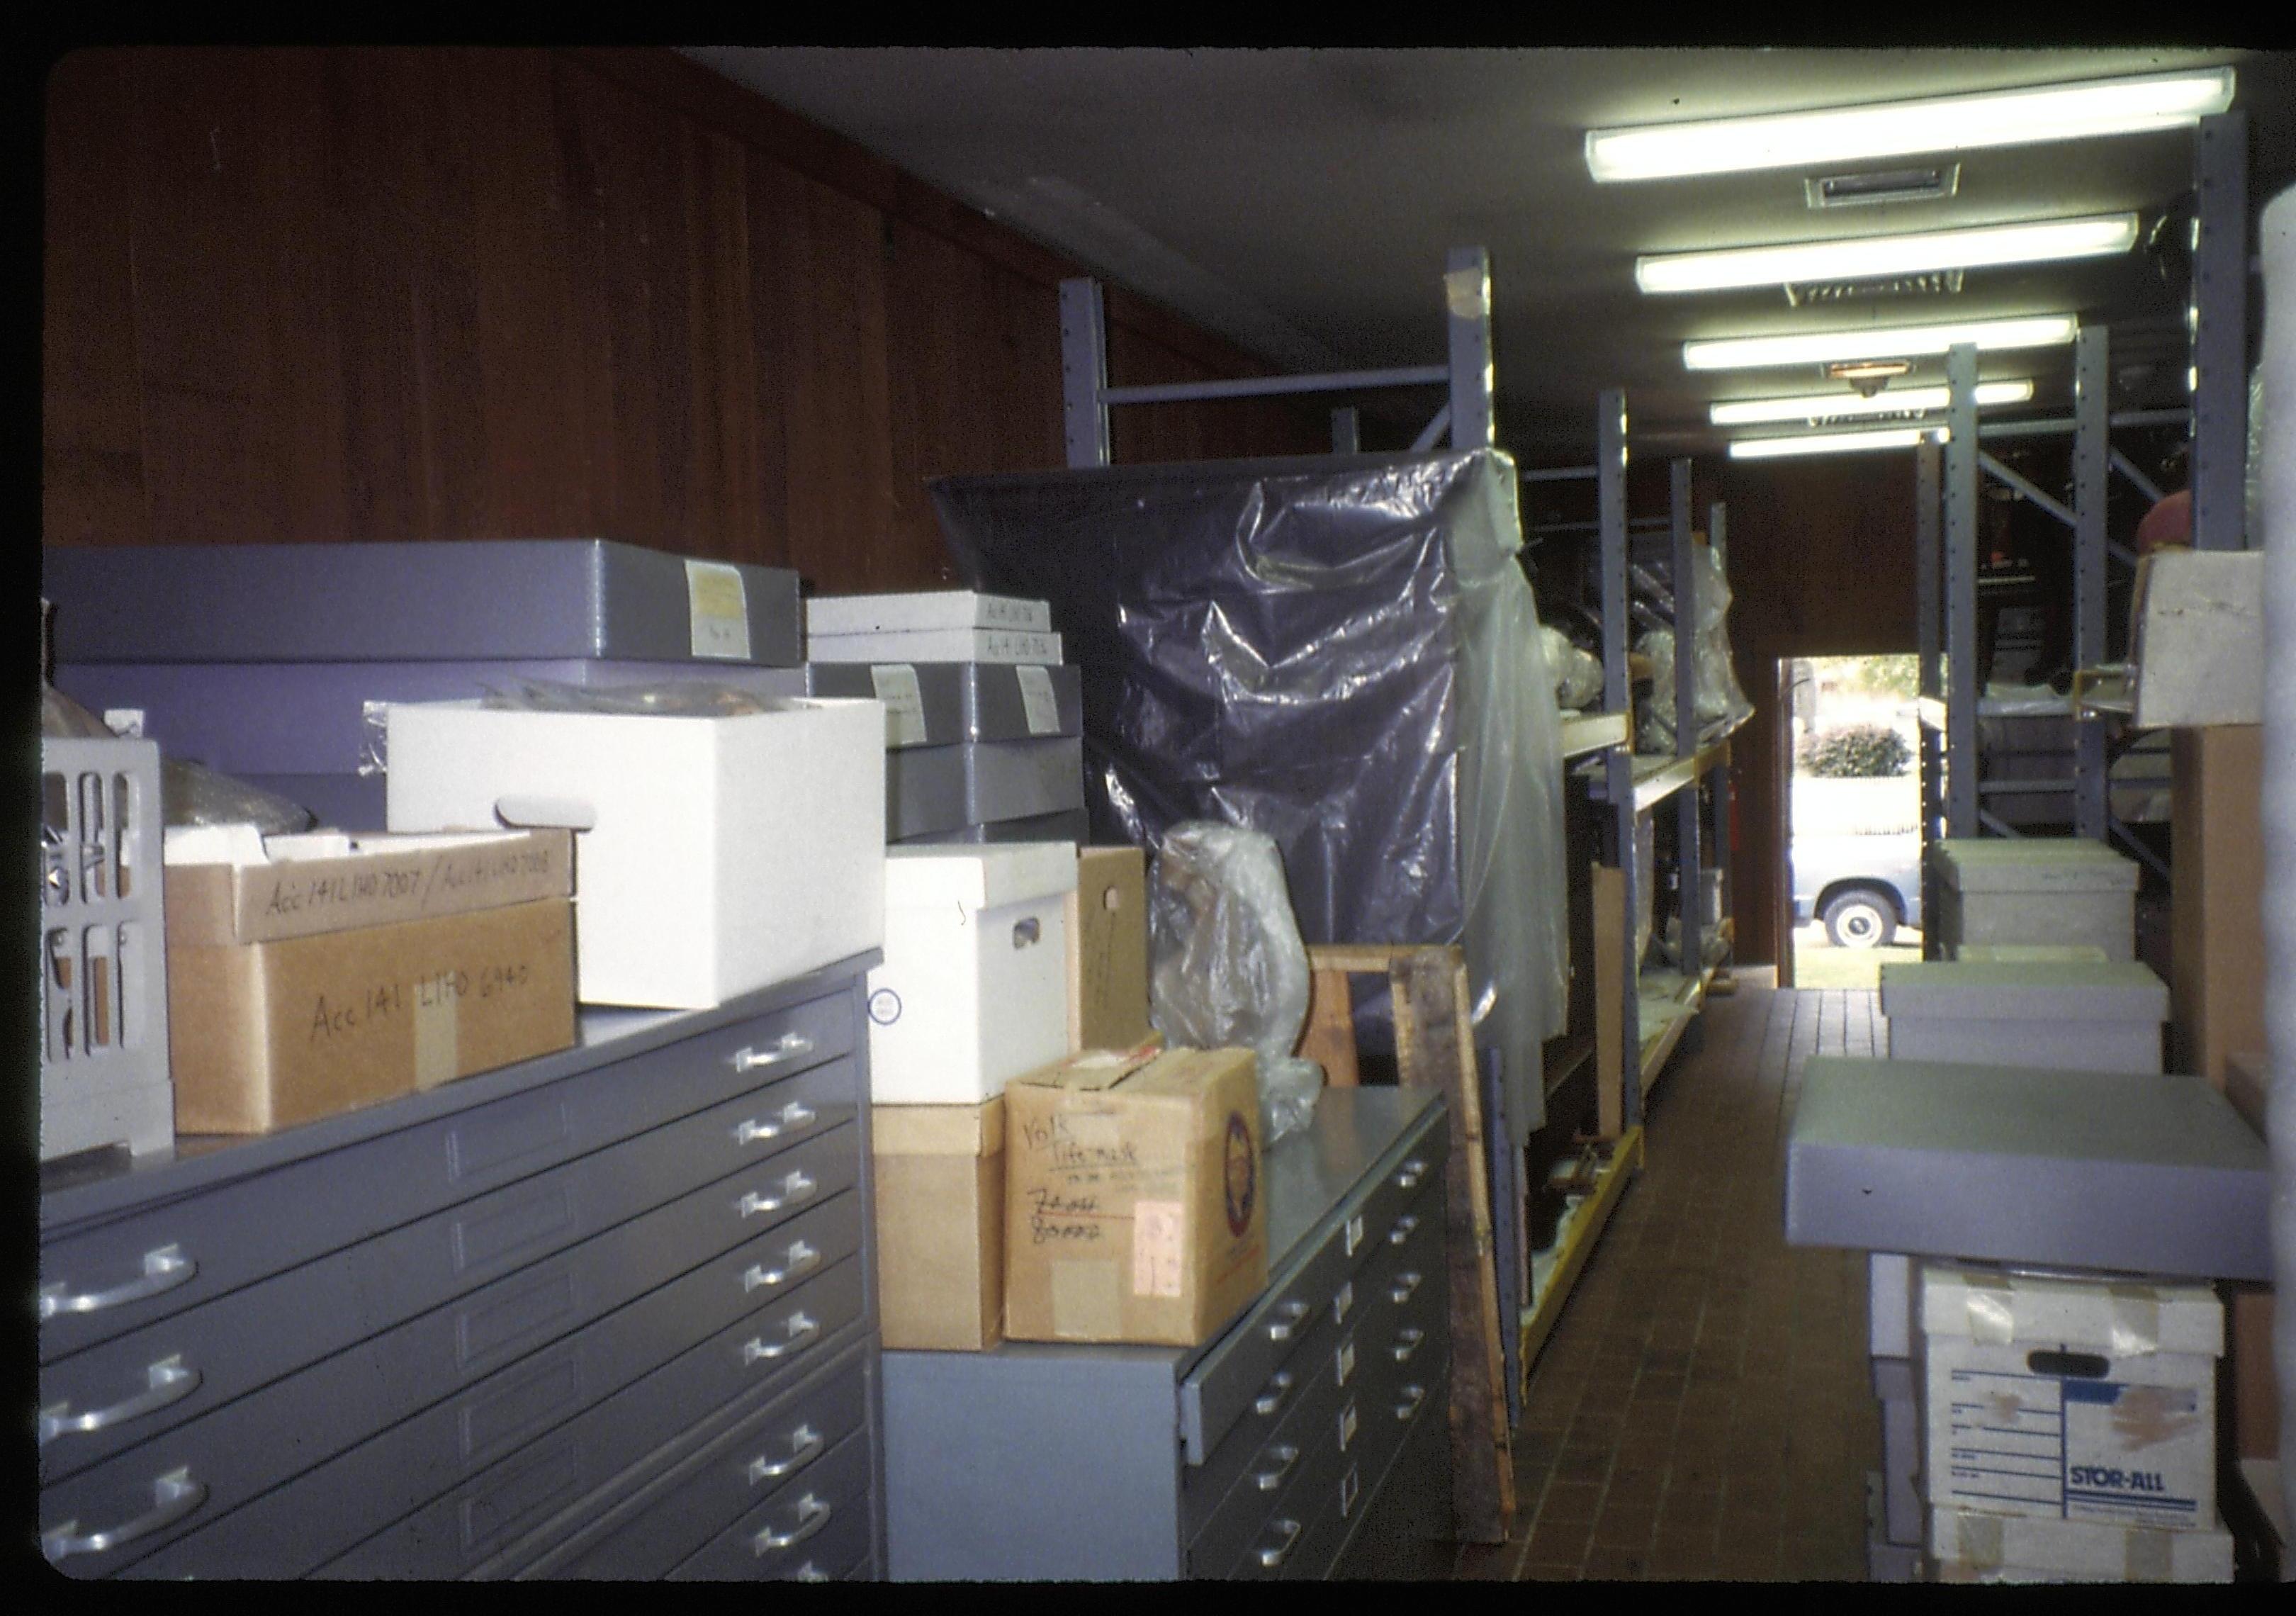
[1785,655,1925,988]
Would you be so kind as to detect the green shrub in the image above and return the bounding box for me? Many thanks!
[1801,723,1911,778]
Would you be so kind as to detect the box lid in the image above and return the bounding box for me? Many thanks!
[1878,960,2168,1021]
[808,590,1051,636]
[162,826,572,947]
[870,1099,1004,1157]
[1932,837,2139,894]
[884,841,1079,910]
[1918,1260,2222,1355]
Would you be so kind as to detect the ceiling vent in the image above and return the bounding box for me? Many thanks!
[1805,164,1960,210]
[1786,268,1965,307]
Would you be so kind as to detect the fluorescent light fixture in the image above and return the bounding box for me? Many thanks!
[1711,378,2035,425]
[1637,214,2137,295]
[1684,314,2077,371]
[1587,67,2234,182]
[1729,427,1944,460]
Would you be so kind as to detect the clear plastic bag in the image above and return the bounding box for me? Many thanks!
[1147,821,1323,1146]
[477,678,805,718]
[1635,545,1754,753]
[1543,624,1605,711]
[41,678,313,831]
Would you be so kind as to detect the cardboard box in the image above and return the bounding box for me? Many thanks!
[871,1099,1006,1351]
[1920,1262,2221,1531]
[807,591,1052,636]
[2170,725,2263,1089]
[806,627,1064,666]
[385,698,884,1009]
[1004,1046,1266,1347]
[2127,549,2263,726]
[1928,1505,2234,1583]
[1930,837,2138,961]
[869,845,1076,1105]
[1067,848,1152,1053]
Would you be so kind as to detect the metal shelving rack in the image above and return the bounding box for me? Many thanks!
[1916,109,2249,920]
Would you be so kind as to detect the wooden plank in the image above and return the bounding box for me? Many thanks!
[1391,948,1514,1544]
[1592,863,1627,1139]
[1296,970,1360,1087]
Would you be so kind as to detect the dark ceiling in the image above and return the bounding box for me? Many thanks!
[686,47,2296,465]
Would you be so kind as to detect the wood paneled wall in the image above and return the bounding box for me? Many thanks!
[42,47,1327,588]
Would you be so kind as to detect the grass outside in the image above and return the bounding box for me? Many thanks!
[1790,923,1923,988]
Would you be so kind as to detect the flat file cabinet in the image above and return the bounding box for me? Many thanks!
[37,958,886,1582]
[882,1085,1451,1581]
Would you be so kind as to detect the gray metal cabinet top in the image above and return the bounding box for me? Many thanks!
[42,539,802,665]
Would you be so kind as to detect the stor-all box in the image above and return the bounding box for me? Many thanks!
[1879,960,2168,1074]
[1003,1045,1266,1347]
[162,826,576,1133]
[1928,1505,2233,1583]
[1920,1261,2221,1532]
[1067,847,1152,1054]
[867,845,1076,1105]
[872,1099,1006,1351]
[385,697,884,1009]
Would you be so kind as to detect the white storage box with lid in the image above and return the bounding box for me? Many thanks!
[1920,1260,2222,1532]
[1930,838,2139,962]
[383,696,884,1009]
[1879,960,2168,1074]
[866,843,1077,1105]
[1928,1505,2234,1583]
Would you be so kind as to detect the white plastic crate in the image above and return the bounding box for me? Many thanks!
[40,736,173,1160]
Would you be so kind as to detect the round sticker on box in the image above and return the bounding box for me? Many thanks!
[868,988,903,1026]
[1223,1112,1256,1237]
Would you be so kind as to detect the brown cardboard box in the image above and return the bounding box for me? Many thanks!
[164,828,576,1132]
[1067,846,1151,1053]
[2169,726,2263,1087]
[1004,1045,1266,1347]
[871,1099,1005,1351]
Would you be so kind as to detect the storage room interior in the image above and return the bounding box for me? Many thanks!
[31,45,2296,1586]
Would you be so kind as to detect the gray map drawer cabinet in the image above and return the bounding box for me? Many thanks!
[881,1084,1453,1581]
[37,958,887,1582]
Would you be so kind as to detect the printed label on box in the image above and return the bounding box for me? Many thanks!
[685,560,752,661]
[1939,1365,2208,1527]
[1132,1199,1185,1298]
[869,664,928,747]
[1016,666,1061,736]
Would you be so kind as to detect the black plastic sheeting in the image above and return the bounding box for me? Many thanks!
[930,449,1568,1141]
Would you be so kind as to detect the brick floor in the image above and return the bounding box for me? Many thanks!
[1446,975,1884,1582]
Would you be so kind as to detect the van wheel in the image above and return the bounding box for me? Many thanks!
[1821,890,1897,949]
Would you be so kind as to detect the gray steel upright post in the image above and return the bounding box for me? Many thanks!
[1059,277,1112,469]
[1916,437,1944,955]
[1944,344,1981,838]
[1597,390,1641,1128]
[2190,111,2249,551]
[1446,247,1495,451]
[1671,458,1702,980]
[2072,327,2112,841]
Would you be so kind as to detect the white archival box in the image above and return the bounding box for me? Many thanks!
[866,843,1078,1105]
[385,697,885,1009]
[1928,1506,2233,1583]
[1879,960,2168,1074]
[1931,838,2138,962]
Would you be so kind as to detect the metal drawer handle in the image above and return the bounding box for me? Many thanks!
[1252,1369,1295,1420]
[38,1356,201,1447]
[754,1494,833,1554]
[1389,1270,1423,1306]
[742,1311,821,1367]
[734,1032,816,1074]
[736,1101,818,1146]
[745,1240,821,1292]
[1256,1517,1303,1569]
[1395,1156,1429,1191]
[1386,1213,1420,1247]
[1254,1443,1302,1491]
[1395,1383,1429,1421]
[738,1171,819,1218]
[38,1245,196,1323]
[1265,1297,1311,1343]
[41,1467,207,1563]
[745,1423,825,1484]
[1391,1327,1427,1365]
[1343,1213,1366,1255]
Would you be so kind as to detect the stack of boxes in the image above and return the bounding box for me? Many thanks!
[1927,836,2140,962]
[806,592,1087,846]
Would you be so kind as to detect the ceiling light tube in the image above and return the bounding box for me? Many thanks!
[1587,67,2234,182]
[1729,427,1945,460]
[1684,314,2077,372]
[1638,214,2137,295]
[1711,378,2035,425]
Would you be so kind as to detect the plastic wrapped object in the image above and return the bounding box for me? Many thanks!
[42,678,312,833]
[1146,821,1322,1145]
[1636,544,1754,752]
[930,449,1569,1143]
[1543,624,1605,711]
